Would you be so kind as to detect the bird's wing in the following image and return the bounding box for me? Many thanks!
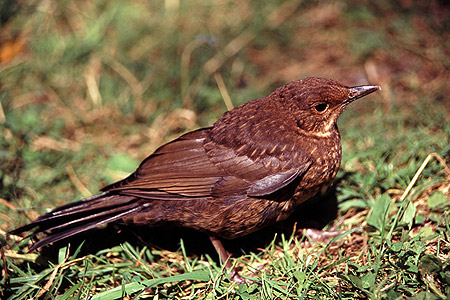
[102,129,221,199]
[202,140,312,197]
[103,128,311,199]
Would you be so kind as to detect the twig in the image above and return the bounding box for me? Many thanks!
[384,152,450,253]
[213,73,234,110]
[37,246,70,298]
[120,243,153,276]
[399,152,450,202]
[66,165,91,198]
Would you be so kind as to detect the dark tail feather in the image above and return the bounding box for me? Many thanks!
[9,193,141,251]
[28,205,141,251]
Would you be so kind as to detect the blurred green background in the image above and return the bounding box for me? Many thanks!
[1,0,450,298]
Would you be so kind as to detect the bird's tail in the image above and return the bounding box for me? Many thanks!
[9,193,140,251]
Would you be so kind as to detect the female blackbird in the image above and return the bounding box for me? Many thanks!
[10,77,380,280]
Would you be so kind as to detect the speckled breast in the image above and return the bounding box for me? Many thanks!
[274,131,342,223]
[295,132,341,200]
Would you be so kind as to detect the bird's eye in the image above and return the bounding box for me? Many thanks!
[314,103,328,113]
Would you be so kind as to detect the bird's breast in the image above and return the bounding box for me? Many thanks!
[292,134,342,205]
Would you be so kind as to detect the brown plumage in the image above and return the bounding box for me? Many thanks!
[10,77,380,280]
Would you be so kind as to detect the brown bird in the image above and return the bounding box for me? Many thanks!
[10,77,380,281]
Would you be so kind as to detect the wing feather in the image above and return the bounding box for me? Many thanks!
[104,128,310,200]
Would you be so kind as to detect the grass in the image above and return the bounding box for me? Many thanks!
[1,0,450,298]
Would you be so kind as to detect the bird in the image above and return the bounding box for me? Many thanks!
[10,77,380,281]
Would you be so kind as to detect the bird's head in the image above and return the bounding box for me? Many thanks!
[274,77,380,136]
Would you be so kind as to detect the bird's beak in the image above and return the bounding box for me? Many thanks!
[346,85,381,103]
